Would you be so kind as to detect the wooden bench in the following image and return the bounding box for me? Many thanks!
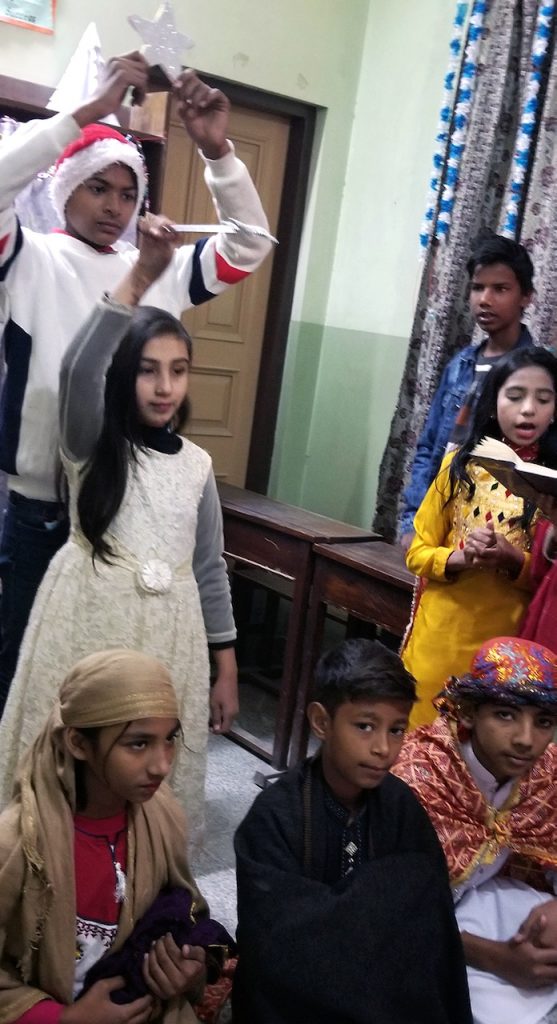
[288,540,416,765]
[218,483,379,768]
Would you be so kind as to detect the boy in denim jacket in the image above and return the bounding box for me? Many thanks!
[400,234,535,548]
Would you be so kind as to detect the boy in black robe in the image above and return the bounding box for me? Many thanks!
[233,639,472,1024]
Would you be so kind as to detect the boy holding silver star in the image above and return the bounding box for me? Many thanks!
[0,50,272,703]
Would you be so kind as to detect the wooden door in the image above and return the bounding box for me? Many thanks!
[160,102,289,484]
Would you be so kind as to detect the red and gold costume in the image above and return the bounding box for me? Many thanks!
[393,716,557,890]
[394,637,557,1024]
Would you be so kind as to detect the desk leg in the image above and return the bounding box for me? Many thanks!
[287,570,328,766]
[271,562,313,770]
[230,572,254,664]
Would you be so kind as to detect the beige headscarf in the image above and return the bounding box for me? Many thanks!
[0,649,205,1024]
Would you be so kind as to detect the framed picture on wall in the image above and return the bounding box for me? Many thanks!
[0,0,56,33]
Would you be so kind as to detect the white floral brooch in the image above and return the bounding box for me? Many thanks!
[137,558,173,594]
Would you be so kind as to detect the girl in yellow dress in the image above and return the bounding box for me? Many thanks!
[403,348,557,728]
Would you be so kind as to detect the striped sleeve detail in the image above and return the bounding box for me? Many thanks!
[188,238,216,306]
[0,220,23,282]
[215,250,250,285]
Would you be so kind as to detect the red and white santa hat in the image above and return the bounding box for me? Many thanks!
[50,123,148,224]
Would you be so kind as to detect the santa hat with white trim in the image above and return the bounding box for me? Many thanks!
[50,123,147,224]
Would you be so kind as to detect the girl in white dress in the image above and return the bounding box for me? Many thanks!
[0,217,238,845]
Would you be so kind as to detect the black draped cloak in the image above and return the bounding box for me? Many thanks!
[232,758,472,1024]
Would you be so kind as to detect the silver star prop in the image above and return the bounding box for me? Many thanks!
[129,1,194,85]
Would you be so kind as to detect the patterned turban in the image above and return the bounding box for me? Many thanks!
[434,636,557,717]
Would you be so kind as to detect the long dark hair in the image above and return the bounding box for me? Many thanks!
[448,347,557,527]
[78,306,193,563]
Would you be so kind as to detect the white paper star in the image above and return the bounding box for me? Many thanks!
[129,1,194,82]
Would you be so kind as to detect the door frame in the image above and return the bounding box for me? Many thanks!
[201,74,317,493]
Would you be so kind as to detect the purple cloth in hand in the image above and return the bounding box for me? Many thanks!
[81,886,236,1004]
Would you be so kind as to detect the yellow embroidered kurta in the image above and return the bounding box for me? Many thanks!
[403,454,535,728]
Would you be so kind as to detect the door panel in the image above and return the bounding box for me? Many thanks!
[161,103,289,483]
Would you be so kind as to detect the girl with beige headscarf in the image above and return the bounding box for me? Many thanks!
[0,648,210,1024]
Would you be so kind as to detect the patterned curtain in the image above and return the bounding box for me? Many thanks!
[521,41,557,344]
[373,0,556,541]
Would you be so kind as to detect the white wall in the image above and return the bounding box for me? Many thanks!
[272,1,457,523]
[326,0,456,339]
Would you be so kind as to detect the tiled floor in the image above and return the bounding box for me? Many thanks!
[191,733,275,936]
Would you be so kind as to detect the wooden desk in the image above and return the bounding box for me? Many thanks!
[289,540,416,764]
[218,484,379,768]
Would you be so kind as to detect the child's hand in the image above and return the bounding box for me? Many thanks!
[136,213,181,282]
[447,522,509,575]
[464,521,523,575]
[513,899,557,949]
[494,935,557,988]
[60,977,153,1023]
[209,648,239,733]
[446,544,475,574]
[471,531,525,577]
[112,214,180,307]
[142,934,206,1000]
[75,52,149,126]
[173,70,231,160]
[447,531,483,572]
[466,521,497,557]
[210,673,239,733]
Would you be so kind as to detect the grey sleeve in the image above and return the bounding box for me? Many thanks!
[193,470,236,645]
[59,298,133,461]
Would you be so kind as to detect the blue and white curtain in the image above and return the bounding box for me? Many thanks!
[374,0,557,540]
